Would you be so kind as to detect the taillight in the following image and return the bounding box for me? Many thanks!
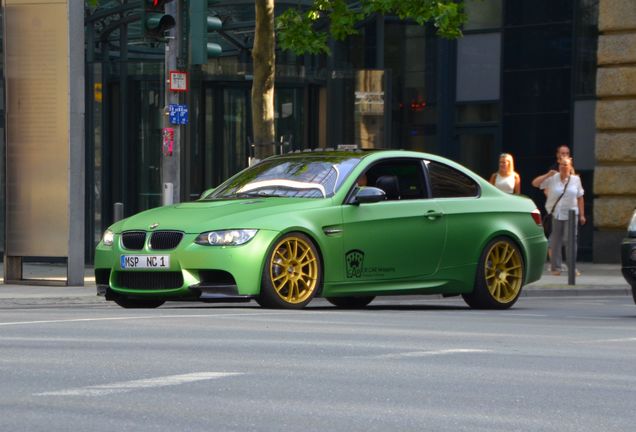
[531,209,542,225]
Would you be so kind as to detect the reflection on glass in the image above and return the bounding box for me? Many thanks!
[456,33,501,102]
[457,103,499,124]
[354,70,385,149]
[464,0,502,31]
[574,0,599,97]
[458,133,496,179]
[223,88,247,180]
[385,23,437,152]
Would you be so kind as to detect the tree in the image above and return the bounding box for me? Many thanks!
[252,0,276,160]
[251,0,465,159]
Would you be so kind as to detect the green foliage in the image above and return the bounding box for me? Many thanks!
[277,0,466,55]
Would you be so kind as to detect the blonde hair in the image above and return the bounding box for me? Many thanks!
[499,153,515,176]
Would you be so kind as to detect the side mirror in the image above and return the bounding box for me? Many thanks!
[199,187,216,200]
[352,186,386,205]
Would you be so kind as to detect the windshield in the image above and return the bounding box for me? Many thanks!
[207,155,362,199]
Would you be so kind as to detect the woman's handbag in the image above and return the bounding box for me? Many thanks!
[543,176,571,238]
[542,214,552,237]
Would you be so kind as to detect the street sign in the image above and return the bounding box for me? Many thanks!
[168,104,188,125]
[169,70,188,92]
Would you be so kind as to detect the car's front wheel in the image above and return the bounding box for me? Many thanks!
[256,232,322,309]
[462,237,524,309]
[112,297,166,309]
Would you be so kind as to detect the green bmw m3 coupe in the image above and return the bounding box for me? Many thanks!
[95,150,547,309]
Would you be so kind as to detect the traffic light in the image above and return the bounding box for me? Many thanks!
[189,2,223,65]
[141,0,176,40]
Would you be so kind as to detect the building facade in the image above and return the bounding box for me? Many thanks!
[3,0,629,264]
[594,0,636,262]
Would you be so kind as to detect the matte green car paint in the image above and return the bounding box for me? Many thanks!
[94,150,548,304]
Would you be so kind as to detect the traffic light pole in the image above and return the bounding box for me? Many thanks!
[162,0,180,205]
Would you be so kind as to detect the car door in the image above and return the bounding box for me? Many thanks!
[341,158,447,282]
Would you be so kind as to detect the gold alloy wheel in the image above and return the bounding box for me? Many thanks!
[269,235,319,304]
[483,240,523,303]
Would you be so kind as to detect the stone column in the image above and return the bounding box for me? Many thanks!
[594,0,636,262]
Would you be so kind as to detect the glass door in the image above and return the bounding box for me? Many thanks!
[202,84,251,188]
[455,126,500,180]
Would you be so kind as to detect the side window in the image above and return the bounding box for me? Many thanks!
[364,159,427,201]
[426,161,480,198]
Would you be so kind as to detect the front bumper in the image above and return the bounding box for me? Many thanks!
[621,237,636,304]
[94,229,279,300]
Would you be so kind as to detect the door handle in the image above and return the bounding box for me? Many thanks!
[425,210,444,220]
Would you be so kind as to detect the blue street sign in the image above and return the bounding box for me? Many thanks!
[169,104,189,125]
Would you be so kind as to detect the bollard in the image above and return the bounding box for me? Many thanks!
[114,202,124,222]
[163,182,174,206]
[567,209,576,285]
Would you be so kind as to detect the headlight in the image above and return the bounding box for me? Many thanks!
[628,210,636,237]
[195,229,258,246]
[102,229,114,246]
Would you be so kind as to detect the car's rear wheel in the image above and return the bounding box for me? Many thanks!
[256,232,322,309]
[462,237,524,309]
[112,297,165,309]
[326,296,375,308]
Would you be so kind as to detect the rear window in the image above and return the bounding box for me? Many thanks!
[426,161,479,198]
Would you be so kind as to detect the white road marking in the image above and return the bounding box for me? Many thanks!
[0,312,291,327]
[35,372,243,397]
[576,337,636,344]
[369,348,491,359]
[506,313,547,317]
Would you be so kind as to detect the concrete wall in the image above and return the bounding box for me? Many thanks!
[594,0,636,262]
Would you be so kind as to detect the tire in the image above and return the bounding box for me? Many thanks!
[631,285,636,305]
[326,296,375,308]
[113,297,165,309]
[255,232,322,309]
[462,237,525,309]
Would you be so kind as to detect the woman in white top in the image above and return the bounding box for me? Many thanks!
[489,153,521,194]
[531,157,586,275]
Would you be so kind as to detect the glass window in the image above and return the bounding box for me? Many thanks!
[426,161,479,198]
[456,33,501,101]
[504,25,572,70]
[364,159,427,200]
[503,69,570,114]
[385,23,437,151]
[456,103,499,124]
[505,0,573,26]
[209,155,362,199]
[457,132,497,179]
[464,0,502,31]
[574,0,599,97]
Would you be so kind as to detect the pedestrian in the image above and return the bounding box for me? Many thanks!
[533,144,573,264]
[531,156,586,276]
[489,153,521,194]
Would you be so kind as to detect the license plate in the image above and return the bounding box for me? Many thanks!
[120,255,170,269]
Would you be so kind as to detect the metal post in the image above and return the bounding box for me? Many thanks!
[163,183,174,206]
[567,209,576,285]
[162,0,181,205]
[114,202,124,222]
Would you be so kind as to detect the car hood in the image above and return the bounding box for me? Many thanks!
[114,198,331,233]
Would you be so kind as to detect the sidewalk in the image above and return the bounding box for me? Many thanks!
[0,261,632,303]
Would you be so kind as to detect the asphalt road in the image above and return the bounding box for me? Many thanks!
[1,296,635,432]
